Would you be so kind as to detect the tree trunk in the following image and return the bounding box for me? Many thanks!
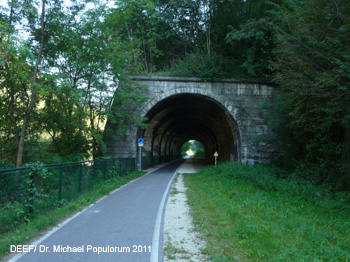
[16,0,46,167]
[206,23,211,56]
[248,0,253,20]
[205,0,212,57]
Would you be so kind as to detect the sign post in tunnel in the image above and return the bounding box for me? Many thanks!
[138,138,144,171]
[214,151,219,166]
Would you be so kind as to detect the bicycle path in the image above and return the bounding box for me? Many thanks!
[8,160,185,262]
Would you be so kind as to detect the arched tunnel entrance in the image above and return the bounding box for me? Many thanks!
[137,94,241,165]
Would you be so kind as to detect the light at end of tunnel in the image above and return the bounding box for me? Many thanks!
[186,149,195,156]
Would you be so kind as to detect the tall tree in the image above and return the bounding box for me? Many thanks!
[0,24,32,164]
[16,0,46,168]
[0,0,47,167]
[110,0,161,73]
[41,1,100,160]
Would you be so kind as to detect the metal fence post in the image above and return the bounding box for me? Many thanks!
[104,160,107,180]
[93,161,96,181]
[59,166,63,201]
[78,163,82,193]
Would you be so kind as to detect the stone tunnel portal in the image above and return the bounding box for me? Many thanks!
[137,93,241,164]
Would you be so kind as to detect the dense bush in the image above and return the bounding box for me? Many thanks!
[0,162,51,233]
[0,159,14,170]
[0,201,26,234]
[170,52,241,81]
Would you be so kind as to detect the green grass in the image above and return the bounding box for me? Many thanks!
[170,174,180,195]
[0,171,145,261]
[183,163,350,262]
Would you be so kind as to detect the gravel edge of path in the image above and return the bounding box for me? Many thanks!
[163,174,209,262]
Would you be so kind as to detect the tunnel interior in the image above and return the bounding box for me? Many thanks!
[137,94,241,164]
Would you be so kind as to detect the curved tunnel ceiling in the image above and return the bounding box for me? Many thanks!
[139,94,241,163]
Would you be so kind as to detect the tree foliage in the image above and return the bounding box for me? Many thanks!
[106,0,278,78]
[0,1,147,165]
[269,0,350,187]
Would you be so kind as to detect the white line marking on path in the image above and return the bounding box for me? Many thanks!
[150,163,184,262]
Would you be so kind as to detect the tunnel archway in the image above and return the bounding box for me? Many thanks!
[137,93,241,164]
[105,77,278,164]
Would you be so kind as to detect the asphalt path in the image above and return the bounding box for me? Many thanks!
[8,159,185,262]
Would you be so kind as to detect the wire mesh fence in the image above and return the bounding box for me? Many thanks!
[0,158,138,205]
[0,157,141,233]
[0,155,181,234]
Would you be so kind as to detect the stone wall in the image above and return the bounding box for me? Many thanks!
[105,76,279,164]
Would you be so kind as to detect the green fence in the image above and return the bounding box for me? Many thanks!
[0,158,137,207]
[0,155,183,234]
[0,158,141,234]
[0,155,183,207]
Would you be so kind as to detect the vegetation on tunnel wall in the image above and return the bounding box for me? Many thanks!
[111,0,281,80]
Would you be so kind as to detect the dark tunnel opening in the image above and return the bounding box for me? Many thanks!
[137,93,241,165]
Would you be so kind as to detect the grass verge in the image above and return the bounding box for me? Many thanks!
[183,163,350,261]
[0,170,145,261]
